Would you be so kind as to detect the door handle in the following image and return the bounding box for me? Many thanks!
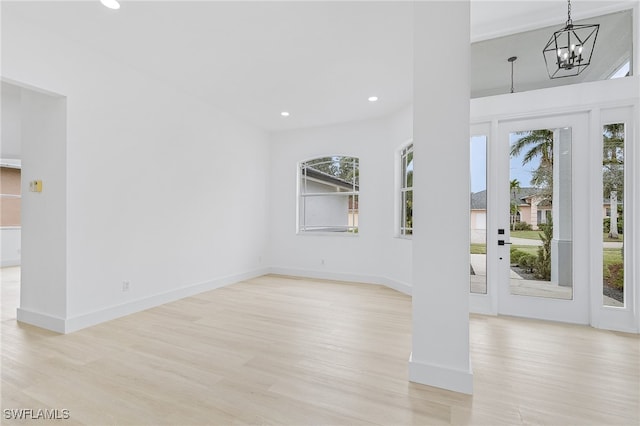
[498,240,513,246]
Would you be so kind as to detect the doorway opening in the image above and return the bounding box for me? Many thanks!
[1,80,67,326]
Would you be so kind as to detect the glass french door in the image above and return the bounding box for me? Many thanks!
[470,110,639,329]
[496,114,589,323]
[471,103,636,332]
[469,123,492,315]
[470,115,591,323]
[595,107,636,333]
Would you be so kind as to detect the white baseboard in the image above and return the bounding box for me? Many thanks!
[379,276,412,296]
[17,308,66,333]
[16,267,412,334]
[594,316,639,334]
[268,267,412,295]
[18,268,270,334]
[408,352,473,395]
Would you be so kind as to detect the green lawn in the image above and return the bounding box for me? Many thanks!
[470,244,486,254]
[603,248,624,289]
[603,233,624,242]
[510,230,542,240]
[511,245,538,256]
[511,230,624,243]
[470,244,537,255]
[470,245,624,290]
[471,246,621,265]
[510,246,621,264]
[603,247,623,265]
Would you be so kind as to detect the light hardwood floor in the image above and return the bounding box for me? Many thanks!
[1,267,639,425]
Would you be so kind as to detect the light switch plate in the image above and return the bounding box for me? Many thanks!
[29,180,43,192]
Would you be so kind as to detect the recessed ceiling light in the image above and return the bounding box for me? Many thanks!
[280,111,290,117]
[100,0,120,10]
[368,96,379,102]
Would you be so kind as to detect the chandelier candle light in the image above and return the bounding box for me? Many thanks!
[543,0,599,79]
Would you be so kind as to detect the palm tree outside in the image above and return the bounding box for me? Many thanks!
[510,129,554,281]
[510,129,553,200]
[510,178,520,231]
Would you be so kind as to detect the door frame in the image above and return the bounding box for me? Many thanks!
[469,122,497,315]
[495,113,590,324]
[471,107,638,332]
[470,77,639,333]
[591,106,637,333]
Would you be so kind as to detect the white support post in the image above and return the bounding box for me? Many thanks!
[552,128,572,286]
[409,0,473,394]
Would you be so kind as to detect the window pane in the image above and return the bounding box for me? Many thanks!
[400,144,413,236]
[403,190,413,235]
[405,150,413,188]
[299,156,359,233]
[602,123,625,307]
[402,152,408,188]
[508,128,572,300]
[348,194,359,233]
[470,136,487,294]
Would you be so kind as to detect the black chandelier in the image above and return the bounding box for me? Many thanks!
[543,0,599,79]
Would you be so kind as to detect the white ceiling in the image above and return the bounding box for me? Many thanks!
[2,1,637,131]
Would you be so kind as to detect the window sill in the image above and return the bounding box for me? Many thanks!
[395,235,413,240]
[297,231,359,237]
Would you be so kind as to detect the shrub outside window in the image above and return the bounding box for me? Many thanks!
[299,156,359,233]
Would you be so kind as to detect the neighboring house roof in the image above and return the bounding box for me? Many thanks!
[304,167,359,191]
[471,187,550,210]
[470,190,486,210]
[511,187,542,205]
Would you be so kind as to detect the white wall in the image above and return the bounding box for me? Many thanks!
[19,88,68,322]
[2,15,270,332]
[268,106,413,293]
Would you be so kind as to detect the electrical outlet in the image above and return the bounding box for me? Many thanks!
[321,259,325,265]
[122,281,130,292]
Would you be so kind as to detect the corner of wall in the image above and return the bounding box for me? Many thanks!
[408,353,474,395]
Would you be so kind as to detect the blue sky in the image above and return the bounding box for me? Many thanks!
[470,134,541,193]
[470,136,487,193]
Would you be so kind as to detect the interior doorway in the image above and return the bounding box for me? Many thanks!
[1,82,24,322]
[1,83,23,269]
[1,80,68,326]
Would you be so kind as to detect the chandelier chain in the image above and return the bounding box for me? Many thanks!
[566,0,572,26]
[510,61,514,93]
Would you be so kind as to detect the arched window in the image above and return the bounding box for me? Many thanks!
[299,156,359,233]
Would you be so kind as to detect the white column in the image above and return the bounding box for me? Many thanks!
[409,1,473,394]
[551,127,572,286]
[16,88,68,333]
